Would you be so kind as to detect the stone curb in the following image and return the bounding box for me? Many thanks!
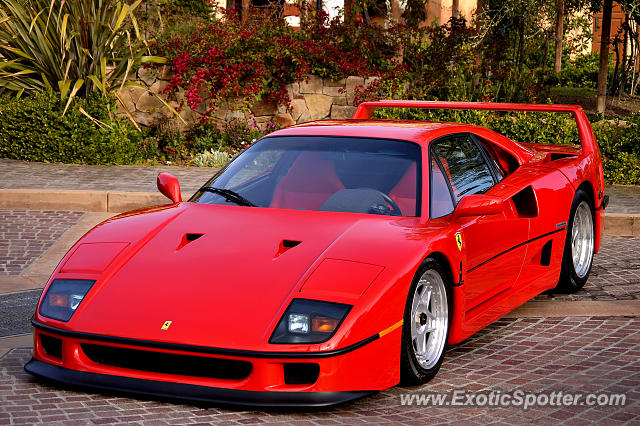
[0,189,180,213]
[504,300,640,318]
[603,213,640,236]
[0,189,639,235]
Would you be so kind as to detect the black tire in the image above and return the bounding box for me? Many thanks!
[555,189,595,293]
[400,258,452,386]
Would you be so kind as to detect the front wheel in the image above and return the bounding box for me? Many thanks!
[400,259,451,385]
[556,189,595,293]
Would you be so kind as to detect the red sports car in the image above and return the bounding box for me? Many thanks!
[26,101,607,406]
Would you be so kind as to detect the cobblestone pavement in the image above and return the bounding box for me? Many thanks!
[0,159,218,194]
[0,316,637,424]
[535,236,640,301]
[0,210,84,276]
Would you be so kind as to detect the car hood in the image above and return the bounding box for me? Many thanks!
[63,202,422,350]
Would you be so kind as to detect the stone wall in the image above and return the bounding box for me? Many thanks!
[117,70,378,130]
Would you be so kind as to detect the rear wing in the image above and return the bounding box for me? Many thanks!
[352,101,597,156]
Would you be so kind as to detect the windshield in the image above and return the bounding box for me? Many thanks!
[191,136,421,217]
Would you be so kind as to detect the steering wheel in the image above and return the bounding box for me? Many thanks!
[375,190,402,216]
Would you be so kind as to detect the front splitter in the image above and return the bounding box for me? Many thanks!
[25,358,375,408]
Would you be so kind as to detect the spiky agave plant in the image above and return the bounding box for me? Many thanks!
[0,0,176,122]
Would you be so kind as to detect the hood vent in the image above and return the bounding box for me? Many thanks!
[176,233,204,250]
[275,239,302,258]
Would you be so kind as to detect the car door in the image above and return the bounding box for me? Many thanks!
[430,134,529,312]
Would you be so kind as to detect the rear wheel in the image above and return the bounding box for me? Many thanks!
[400,259,451,385]
[556,189,595,293]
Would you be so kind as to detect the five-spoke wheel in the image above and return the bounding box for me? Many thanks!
[557,189,595,293]
[401,259,450,385]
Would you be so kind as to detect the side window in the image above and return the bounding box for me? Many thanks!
[430,156,454,218]
[431,134,496,204]
[476,137,509,180]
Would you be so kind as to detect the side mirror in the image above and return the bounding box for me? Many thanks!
[454,194,503,218]
[157,173,182,203]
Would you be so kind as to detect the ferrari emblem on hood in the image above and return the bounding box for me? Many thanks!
[161,321,172,330]
[455,232,462,251]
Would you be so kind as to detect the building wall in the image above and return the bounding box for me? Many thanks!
[425,0,477,26]
[592,1,626,54]
[591,1,640,72]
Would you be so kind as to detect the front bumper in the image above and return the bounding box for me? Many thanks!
[26,320,401,407]
[25,358,373,407]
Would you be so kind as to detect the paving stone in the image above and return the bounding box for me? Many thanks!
[0,316,637,423]
[534,236,640,301]
[0,210,84,276]
[0,159,217,194]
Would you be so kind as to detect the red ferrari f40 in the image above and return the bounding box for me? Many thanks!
[26,101,607,406]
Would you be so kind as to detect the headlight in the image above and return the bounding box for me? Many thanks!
[269,299,351,344]
[39,279,95,322]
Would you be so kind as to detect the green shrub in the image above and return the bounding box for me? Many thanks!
[192,150,231,168]
[546,52,614,89]
[220,119,275,152]
[0,92,150,164]
[593,114,640,185]
[191,125,223,153]
[143,118,275,164]
[145,122,225,163]
[374,108,579,145]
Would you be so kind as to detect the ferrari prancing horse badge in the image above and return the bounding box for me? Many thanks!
[455,232,462,251]
[161,320,172,330]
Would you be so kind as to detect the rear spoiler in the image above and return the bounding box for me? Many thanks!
[352,101,597,155]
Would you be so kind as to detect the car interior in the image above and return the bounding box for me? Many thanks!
[194,137,421,217]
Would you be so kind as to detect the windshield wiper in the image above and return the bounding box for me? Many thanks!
[201,187,256,207]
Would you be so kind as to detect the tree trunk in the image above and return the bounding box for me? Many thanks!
[518,15,525,71]
[611,34,620,96]
[452,0,459,18]
[620,15,629,96]
[554,0,564,73]
[597,0,613,114]
[542,30,551,69]
[472,0,485,92]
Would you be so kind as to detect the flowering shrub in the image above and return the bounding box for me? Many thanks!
[220,117,276,152]
[151,7,400,115]
[152,9,549,120]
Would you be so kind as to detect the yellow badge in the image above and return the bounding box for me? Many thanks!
[161,320,172,330]
[455,232,463,251]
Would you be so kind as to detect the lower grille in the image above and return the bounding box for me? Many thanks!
[40,334,62,359]
[81,343,252,380]
[283,363,320,385]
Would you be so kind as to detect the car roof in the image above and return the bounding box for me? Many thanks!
[269,119,486,144]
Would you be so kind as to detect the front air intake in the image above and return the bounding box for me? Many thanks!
[283,363,320,385]
[40,334,62,359]
[81,344,252,380]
